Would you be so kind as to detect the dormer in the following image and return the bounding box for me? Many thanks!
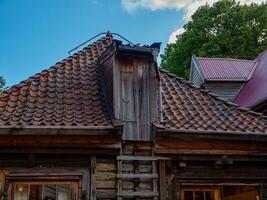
[99,36,161,141]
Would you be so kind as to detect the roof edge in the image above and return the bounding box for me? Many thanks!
[0,125,123,136]
[154,125,267,141]
[196,57,255,62]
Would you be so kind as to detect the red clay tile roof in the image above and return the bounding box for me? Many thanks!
[160,69,267,133]
[0,36,114,127]
[234,50,267,108]
[196,57,258,81]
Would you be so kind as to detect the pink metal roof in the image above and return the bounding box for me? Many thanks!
[234,50,267,108]
[196,57,258,81]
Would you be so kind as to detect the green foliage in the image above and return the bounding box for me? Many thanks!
[161,0,267,79]
[0,76,6,92]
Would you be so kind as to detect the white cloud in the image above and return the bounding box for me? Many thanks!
[121,0,265,43]
[168,27,185,43]
[122,0,264,19]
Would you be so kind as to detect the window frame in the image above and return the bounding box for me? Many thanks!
[7,176,81,200]
[181,186,221,200]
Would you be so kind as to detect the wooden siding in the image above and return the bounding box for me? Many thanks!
[101,44,116,108]
[203,82,244,101]
[94,157,117,200]
[102,56,114,108]
[114,54,159,141]
[190,59,204,86]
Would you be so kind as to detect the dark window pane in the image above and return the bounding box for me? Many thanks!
[29,185,42,200]
[43,184,56,200]
[195,191,204,200]
[58,184,71,200]
[205,191,215,200]
[184,191,194,200]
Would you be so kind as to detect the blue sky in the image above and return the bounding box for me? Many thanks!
[0,0,185,86]
[0,0,260,86]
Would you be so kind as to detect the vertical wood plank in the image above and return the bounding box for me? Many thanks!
[159,160,166,200]
[116,56,159,141]
[117,159,122,200]
[152,160,158,200]
[176,177,181,200]
[90,156,96,200]
[113,57,121,120]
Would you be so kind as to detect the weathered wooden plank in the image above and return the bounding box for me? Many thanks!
[117,156,160,161]
[96,189,116,198]
[117,174,158,179]
[122,163,134,172]
[204,82,244,101]
[116,55,158,141]
[117,191,159,197]
[122,180,134,190]
[96,180,116,189]
[139,164,152,173]
[155,137,267,155]
[96,172,116,181]
[159,160,166,200]
[96,163,116,172]
[90,156,96,200]
[152,160,158,200]
[139,182,153,190]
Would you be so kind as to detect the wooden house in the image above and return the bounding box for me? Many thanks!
[1,33,267,200]
[235,50,267,115]
[190,51,267,115]
[189,55,258,101]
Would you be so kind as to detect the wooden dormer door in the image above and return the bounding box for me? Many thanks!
[116,55,158,141]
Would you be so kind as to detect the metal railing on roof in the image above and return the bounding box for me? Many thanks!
[68,31,136,55]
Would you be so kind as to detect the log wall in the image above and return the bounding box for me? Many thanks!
[93,156,117,200]
[162,159,267,200]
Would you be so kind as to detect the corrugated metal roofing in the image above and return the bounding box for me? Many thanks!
[196,57,258,81]
[234,50,267,108]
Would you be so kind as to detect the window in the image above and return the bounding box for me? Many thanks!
[10,182,79,200]
[181,186,260,200]
[181,187,220,200]
[223,186,260,200]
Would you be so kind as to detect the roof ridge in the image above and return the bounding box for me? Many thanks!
[0,36,111,98]
[196,57,255,62]
[159,68,267,120]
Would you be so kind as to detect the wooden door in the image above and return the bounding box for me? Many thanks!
[119,57,152,141]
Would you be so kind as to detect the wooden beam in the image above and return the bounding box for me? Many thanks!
[155,137,267,155]
[117,173,158,179]
[0,134,121,147]
[117,191,159,197]
[117,155,167,161]
[0,126,123,135]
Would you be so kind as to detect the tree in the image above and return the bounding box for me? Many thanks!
[0,76,6,92]
[161,0,267,79]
